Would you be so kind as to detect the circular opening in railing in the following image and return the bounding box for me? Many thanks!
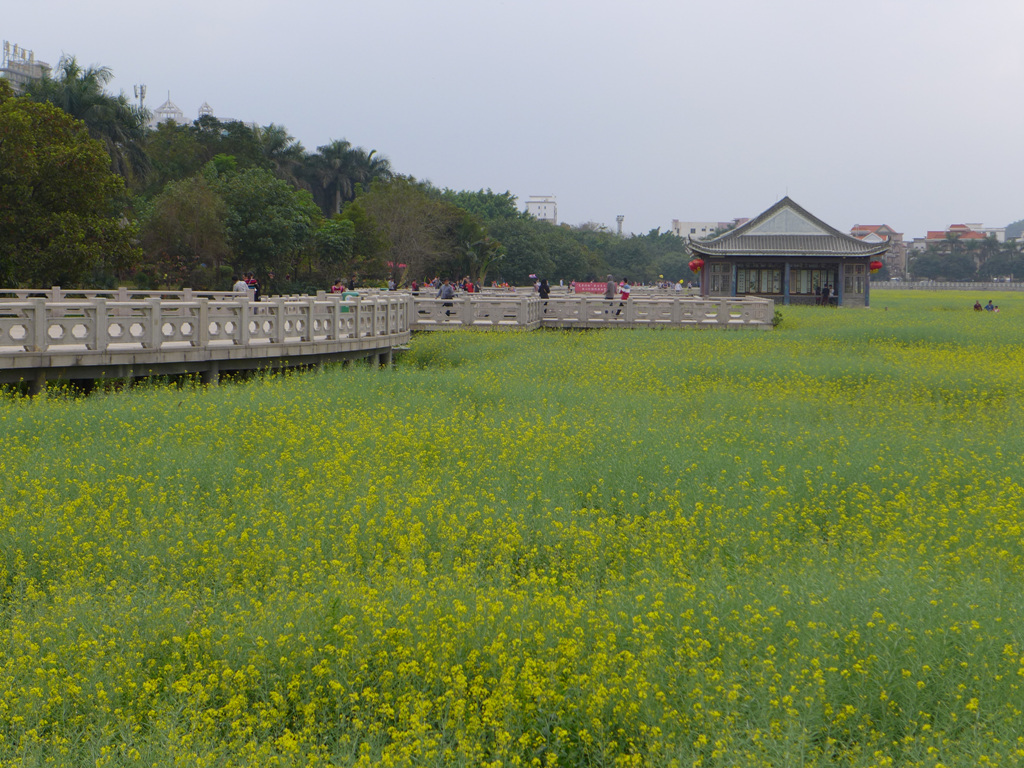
[295,320,306,332]
[313,319,322,332]
[208,321,220,336]
[47,324,65,340]
[224,321,235,334]
[179,322,193,336]
[284,320,294,333]
[8,324,26,341]
[129,322,145,338]
[72,323,88,339]
[108,322,124,338]
[262,320,272,334]
[324,319,333,332]
[248,320,258,334]
[162,322,175,338]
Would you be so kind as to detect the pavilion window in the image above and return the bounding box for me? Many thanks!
[709,263,730,293]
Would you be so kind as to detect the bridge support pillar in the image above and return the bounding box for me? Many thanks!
[201,362,220,385]
[28,369,46,396]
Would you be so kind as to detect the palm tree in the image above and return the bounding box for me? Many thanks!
[255,123,305,187]
[305,140,394,217]
[350,147,393,191]
[26,55,150,184]
[308,139,355,216]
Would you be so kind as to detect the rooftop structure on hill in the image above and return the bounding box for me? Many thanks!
[1,41,49,94]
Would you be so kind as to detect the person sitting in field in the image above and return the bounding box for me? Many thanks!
[974,300,983,311]
[985,300,995,311]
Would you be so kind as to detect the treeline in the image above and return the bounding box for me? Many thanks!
[908,235,1022,282]
[1,56,691,292]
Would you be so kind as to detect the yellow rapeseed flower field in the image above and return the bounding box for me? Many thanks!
[0,291,1022,767]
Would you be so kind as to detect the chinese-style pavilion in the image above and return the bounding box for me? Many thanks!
[687,197,889,307]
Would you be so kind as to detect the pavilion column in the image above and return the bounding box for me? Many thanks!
[730,264,738,297]
[836,261,845,307]
[783,263,791,305]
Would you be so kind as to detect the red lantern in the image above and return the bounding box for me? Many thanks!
[869,260,883,274]
[688,258,705,273]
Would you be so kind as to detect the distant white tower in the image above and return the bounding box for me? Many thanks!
[616,215,625,236]
[525,195,557,224]
[198,101,214,119]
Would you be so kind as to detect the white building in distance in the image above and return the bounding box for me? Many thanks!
[149,94,185,128]
[672,218,749,240]
[1,41,49,94]
[525,196,557,224]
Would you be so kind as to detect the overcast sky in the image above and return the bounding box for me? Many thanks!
[7,0,1023,237]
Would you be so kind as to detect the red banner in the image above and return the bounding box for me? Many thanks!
[574,281,611,294]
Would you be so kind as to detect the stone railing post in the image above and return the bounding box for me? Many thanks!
[50,286,62,302]
[117,286,130,303]
[302,298,315,341]
[238,298,251,346]
[144,298,162,349]
[31,299,48,352]
[716,300,730,325]
[352,296,362,338]
[462,296,473,326]
[93,299,108,352]
[197,299,210,347]
[331,296,342,340]
[271,298,286,343]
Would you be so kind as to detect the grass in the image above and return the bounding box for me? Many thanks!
[0,291,1022,766]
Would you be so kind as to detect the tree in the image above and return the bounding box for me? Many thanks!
[306,140,393,217]
[0,81,140,286]
[336,201,389,280]
[190,115,265,169]
[313,217,356,278]
[141,173,230,286]
[255,123,305,187]
[440,188,522,221]
[348,177,469,282]
[141,119,205,194]
[213,167,321,275]
[25,54,150,185]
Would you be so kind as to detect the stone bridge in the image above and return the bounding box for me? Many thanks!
[0,289,772,391]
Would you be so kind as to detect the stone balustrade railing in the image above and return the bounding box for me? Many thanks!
[410,294,773,330]
[0,294,411,391]
[0,286,239,302]
[412,295,544,329]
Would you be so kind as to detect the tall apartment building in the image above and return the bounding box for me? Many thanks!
[525,196,557,224]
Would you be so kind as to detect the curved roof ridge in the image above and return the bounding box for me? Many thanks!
[687,197,890,258]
